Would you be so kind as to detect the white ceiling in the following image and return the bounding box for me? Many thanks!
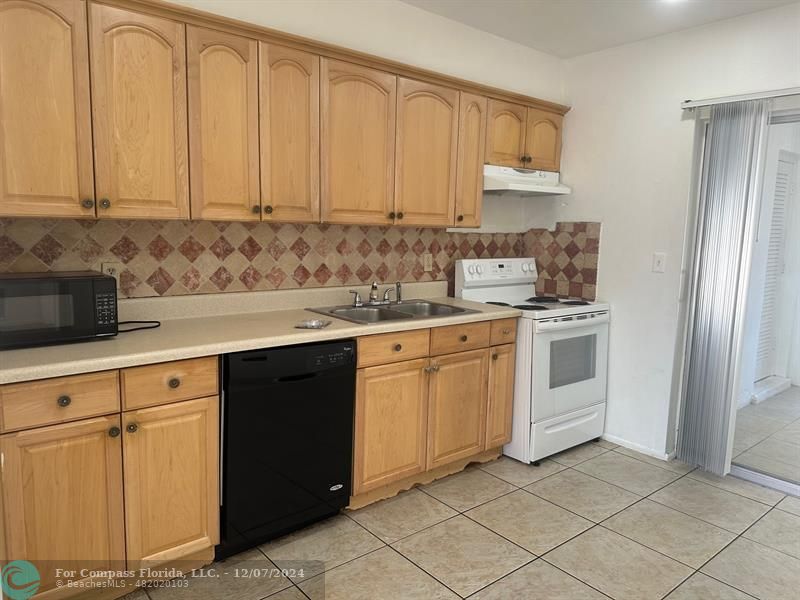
[401,0,797,58]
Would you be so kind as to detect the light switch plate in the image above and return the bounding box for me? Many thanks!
[652,252,667,273]
[423,253,433,272]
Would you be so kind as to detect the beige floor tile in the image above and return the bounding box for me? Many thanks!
[549,442,610,466]
[650,477,771,533]
[470,559,608,600]
[613,446,695,475]
[478,456,565,487]
[147,549,292,600]
[743,509,800,559]
[776,495,800,516]
[573,451,682,495]
[421,467,516,512]
[687,469,785,505]
[466,490,593,555]
[664,572,754,600]
[734,438,800,484]
[392,515,533,597]
[702,538,800,600]
[595,439,619,450]
[732,428,765,457]
[735,411,787,437]
[260,515,383,580]
[347,488,456,543]
[543,527,692,600]
[298,546,457,600]
[526,469,640,522]
[602,499,736,568]
[266,588,307,600]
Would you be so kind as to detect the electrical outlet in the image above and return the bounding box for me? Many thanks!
[423,253,433,272]
[101,262,123,285]
[652,252,667,273]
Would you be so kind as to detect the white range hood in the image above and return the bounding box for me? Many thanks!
[482,165,571,196]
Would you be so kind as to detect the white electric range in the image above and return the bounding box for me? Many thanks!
[455,257,609,463]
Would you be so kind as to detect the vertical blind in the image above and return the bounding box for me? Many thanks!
[677,99,770,474]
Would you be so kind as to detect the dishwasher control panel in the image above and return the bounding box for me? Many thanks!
[308,343,355,369]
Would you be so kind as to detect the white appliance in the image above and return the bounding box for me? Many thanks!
[455,257,609,463]
[482,165,571,196]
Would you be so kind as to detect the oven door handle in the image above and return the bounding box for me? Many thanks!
[535,312,609,332]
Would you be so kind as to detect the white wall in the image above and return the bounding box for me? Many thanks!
[558,3,800,455]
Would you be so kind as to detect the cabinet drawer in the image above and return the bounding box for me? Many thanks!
[0,371,120,432]
[430,321,490,355]
[121,357,218,410]
[490,318,517,346]
[358,329,430,368]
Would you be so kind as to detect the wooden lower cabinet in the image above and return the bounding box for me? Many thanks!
[123,396,219,566]
[0,415,125,594]
[353,359,429,494]
[486,344,516,449]
[427,349,489,469]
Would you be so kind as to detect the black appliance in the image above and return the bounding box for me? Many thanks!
[0,271,118,350]
[217,340,356,559]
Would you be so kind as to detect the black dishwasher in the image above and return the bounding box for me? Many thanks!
[216,340,356,559]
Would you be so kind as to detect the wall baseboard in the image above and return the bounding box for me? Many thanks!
[601,433,672,461]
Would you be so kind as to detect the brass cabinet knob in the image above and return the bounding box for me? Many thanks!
[492,353,499,360]
[251,205,261,214]
[502,328,511,335]
[388,212,396,219]
[397,212,404,219]
[457,215,464,222]
[57,395,72,407]
[394,344,402,352]
[264,205,274,214]
[460,335,468,342]
[108,426,121,438]
[81,198,95,209]
[99,198,111,209]
[168,377,181,389]
[126,423,138,434]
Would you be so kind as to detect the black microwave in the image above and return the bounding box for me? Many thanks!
[0,271,118,350]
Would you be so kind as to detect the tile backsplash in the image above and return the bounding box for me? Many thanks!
[0,219,600,300]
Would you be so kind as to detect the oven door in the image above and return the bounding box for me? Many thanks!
[532,313,609,422]
[0,278,97,348]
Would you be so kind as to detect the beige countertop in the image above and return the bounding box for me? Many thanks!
[0,297,519,384]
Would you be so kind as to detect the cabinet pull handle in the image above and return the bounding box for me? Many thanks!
[388,212,396,219]
[423,366,431,373]
[492,353,499,360]
[168,377,181,389]
[265,205,274,214]
[57,395,72,408]
[108,426,121,438]
[99,198,111,209]
[457,215,464,222]
[432,364,440,372]
[394,343,402,352]
[126,423,138,434]
[460,335,468,342]
[81,198,95,209]
[502,328,511,334]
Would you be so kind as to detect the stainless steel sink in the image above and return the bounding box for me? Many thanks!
[309,300,477,324]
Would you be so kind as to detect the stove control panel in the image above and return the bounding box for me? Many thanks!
[455,258,538,291]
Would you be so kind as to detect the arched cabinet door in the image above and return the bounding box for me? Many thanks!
[525,107,563,172]
[0,0,94,217]
[321,59,396,225]
[485,99,527,168]
[188,25,259,221]
[454,92,487,228]
[90,3,189,220]
[260,43,320,223]
[394,77,459,227]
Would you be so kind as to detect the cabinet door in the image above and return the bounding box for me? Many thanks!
[354,359,428,494]
[485,100,526,168]
[427,349,489,469]
[0,0,94,218]
[188,26,259,221]
[525,107,563,172]
[394,78,458,227]
[0,416,124,594]
[260,43,320,223]
[123,396,219,566]
[454,92,487,228]
[486,344,515,449]
[90,4,189,219]
[321,59,396,225]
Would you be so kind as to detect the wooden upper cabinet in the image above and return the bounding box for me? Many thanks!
[525,107,563,172]
[0,416,125,594]
[486,343,515,449]
[123,396,219,566]
[485,99,527,168]
[427,348,489,469]
[394,78,458,227]
[0,0,94,218]
[89,4,189,219]
[321,59,396,225]
[454,93,487,228]
[260,43,320,222]
[188,26,259,221]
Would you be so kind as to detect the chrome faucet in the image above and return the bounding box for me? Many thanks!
[395,281,402,303]
[368,282,379,304]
